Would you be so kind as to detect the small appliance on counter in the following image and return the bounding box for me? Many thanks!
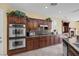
[26,31,30,36]
[26,30,36,37]
[29,31,35,36]
[9,24,26,50]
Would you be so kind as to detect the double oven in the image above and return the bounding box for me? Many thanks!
[9,24,26,50]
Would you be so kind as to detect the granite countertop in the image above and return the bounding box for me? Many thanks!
[63,37,79,52]
[26,34,55,38]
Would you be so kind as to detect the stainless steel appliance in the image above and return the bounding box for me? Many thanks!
[9,24,26,37]
[9,24,26,50]
[9,38,26,50]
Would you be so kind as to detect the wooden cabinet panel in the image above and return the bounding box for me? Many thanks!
[27,18,39,30]
[33,37,40,49]
[62,22,69,33]
[8,16,15,24]
[39,37,46,48]
[19,17,26,24]
[7,48,26,56]
[27,38,34,51]
[46,36,51,46]
[27,18,52,30]
[7,16,26,24]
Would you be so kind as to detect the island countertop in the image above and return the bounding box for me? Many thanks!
[63,37,79,53]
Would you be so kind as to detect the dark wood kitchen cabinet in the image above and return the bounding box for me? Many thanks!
[27,18,39,30]
[27,38,34,51]
[7,16,26,24]
[27,18,52,30]
[62,21,69,33]
[19,17,26,24]
[39,36,46,48]
[45,36,51,46]
[33,37,40,49]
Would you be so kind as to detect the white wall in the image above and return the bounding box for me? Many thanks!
[51,17,62,35]
[0,9,4,55]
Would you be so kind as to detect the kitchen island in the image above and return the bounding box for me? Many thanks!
[63,37,79,56]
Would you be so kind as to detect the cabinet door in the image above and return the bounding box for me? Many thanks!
[19,17,26,24]
[39,37,46,48]
[8,16,26,24]
[46,36,51,46]
[27,39,33,51]
[27,20,34,30]
[33,37,40,49]
[8,16,15,24]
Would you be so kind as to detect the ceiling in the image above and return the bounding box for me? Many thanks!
[9,3,79,21]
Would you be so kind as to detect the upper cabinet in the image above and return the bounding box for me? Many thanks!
[7,15,52,31]
[27,18,39,30]
[27,18,52,30]
[62,21,70,33]
[7,10,27,24]
[7,16,26,24]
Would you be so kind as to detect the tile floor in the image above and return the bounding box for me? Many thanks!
[14,43,63,56]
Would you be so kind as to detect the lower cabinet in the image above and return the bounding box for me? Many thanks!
[8,36,61,55]
[46,36,51,46]
[33,37,40,49]
[27,38,34,51]
[39,36,46,48]
[26,36,60,51]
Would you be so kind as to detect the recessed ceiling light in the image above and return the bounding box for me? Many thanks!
[45,6,48,8]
